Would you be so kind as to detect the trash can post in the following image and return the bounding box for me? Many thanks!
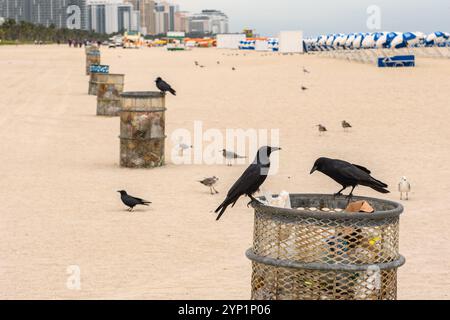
[119,91,166,168]
[96,74,125,116]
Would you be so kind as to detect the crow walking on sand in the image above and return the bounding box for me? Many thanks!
[215,146,281,221]
[222,149,246,166]
[199,176,219,194]
[155,77,176,96]
[342,120,352,131]
[118,190,152,212]
[310,157,389,198]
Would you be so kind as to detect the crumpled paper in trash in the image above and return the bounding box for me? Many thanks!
[261,190,292,209]
[345,200,374,213]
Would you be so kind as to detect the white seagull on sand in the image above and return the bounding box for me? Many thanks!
[398,176,411,200]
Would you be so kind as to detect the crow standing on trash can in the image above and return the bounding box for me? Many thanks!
[310,157,389,197]
[215,146,281,221]
[155,77,176,96]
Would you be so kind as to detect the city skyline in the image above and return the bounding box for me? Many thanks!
[0,0,230,35]
[176,0,450,36]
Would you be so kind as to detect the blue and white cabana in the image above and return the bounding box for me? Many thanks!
[425,31,449,46]
[239,40,256,50]
[268,38,279,51]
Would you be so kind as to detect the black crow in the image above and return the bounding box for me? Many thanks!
[199,176,219,194]
[310,157,389,197]
[117,190,152,212]
[215,146,281,221]
[155,77,176,96]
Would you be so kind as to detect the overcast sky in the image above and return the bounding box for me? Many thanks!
[176,0,450,36]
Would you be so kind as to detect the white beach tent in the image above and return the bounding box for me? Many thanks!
[255,40,270,51]
[216,34,246,49]
[278,31,304,53]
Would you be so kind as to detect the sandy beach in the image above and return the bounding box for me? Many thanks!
[0,45,449,299]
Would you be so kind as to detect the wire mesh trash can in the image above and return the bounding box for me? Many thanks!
[86,49,101,75]
[96,74,125,116]
[119,91,166,168]
[247,194,405,300]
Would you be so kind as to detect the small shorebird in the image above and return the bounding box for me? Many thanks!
[301,85,308,91]
[177,142,192,156]
[303,67,310,74]
[342,120,352,131]
[232,67,236,71]
[117,190,151,212]
[317,124,328,135]
[222,149,246,166]
[398,176,411,200]
[199,176,219,195]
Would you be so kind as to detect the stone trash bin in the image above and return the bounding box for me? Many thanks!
[85,49,101,75]
[247,194,405,300]
[119,92,166,168]
[96,74,125,116]
[88,65,110,95]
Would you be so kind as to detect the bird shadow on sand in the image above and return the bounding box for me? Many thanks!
[113,208,152,213]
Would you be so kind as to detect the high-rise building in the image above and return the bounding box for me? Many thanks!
[154,1,177,35]
[87,0,134,34]
[173,10,188,33]
[0,0,88,30]
[197,10,228,34]
[124,0,155,35]
[187,10,228,35]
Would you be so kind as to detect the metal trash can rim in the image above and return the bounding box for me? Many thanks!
[251,193,403,220]
[95,73,124,77]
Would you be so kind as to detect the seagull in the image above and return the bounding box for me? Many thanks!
[342,120,352,131]
[177,142,192,156]
[222,149,246,166]
[398,176,411,200]
[175,137,192,156]
[199,176,219,195]
[317,124,327,135]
